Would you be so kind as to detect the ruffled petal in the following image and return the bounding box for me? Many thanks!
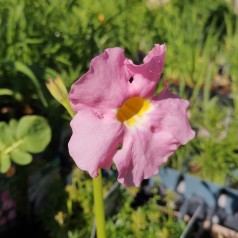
[113,85,195,186]
[113,129,179,187]
[152,85,195,144]
[68,110,124,177]
[125,44,166,98]
[69,48,130,112]
[143,44,166,63]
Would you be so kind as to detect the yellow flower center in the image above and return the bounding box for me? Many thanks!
[116,97,151,127]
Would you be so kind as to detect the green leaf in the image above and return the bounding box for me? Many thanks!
[55,56,71,66]
[8,119,18,142]
[0,88,22,101]
[0,153,11,173]
[44,67,58,79]
[0,88,14,96]
[16,115,51,153]
[9,119,18,132]
[25,38,44,44]
[0,122,15,145]
[11,149,32,165]
[14,61,48,107]
[0,139,6,151]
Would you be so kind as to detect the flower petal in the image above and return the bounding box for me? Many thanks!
[113,129,179,187]
[143,44,166,63]
[125,44,166,98]
[152,86,195,144]
[68,110,124,177]
[69,48,130,112]
[113,85,195,186]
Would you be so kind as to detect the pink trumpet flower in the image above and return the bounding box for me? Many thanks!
[68,44,195,186]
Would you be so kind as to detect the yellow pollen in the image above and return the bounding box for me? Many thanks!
[116,97,151,126]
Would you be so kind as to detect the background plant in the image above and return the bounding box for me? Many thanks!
[1,0,238,236]
[0,115,51,173]
[43,168,186,238]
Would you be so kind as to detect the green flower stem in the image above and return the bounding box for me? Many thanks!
[93,169,106,238]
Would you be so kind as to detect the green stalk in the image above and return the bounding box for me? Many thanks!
[93,170,106,238]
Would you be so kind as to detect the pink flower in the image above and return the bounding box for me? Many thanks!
[68,44,195,186]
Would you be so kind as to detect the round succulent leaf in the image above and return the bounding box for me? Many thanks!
[8,119,18,142]
[16,115,51,153]
[9,119,18,133]
[0,138,6,151]
[0,122,15,146]
[0,153,11,173]
[10,149,32,165]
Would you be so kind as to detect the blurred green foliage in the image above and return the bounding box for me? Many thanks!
[44,168,185,238]
[1,0,236,99]
[1,0,238,236]
[105,190,185,238]
[1,0,238,201]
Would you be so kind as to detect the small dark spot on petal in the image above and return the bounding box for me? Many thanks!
[129,77,133,83]
[151,126,156,133]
